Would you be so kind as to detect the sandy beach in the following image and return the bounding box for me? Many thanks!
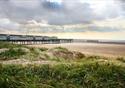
[28,43,125,57]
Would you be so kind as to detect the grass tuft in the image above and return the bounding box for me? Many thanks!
[117,57,125,63]
[0,48,26,60]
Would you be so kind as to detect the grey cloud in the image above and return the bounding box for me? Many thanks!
[0,18,20,30]
[0,0,125,34]
[87,26,123,32]
[20,20,124,33]
[32,27,122,33]
[0,0,123,25]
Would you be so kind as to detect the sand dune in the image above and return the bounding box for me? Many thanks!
[28,43,125,57]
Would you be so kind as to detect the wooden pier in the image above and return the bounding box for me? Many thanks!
[0,34,73,45]
[3,39,73,45]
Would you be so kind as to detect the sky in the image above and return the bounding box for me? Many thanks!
[0,0,125,40]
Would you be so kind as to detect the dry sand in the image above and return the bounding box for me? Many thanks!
[28,43,125,57]
[0,59,57,65]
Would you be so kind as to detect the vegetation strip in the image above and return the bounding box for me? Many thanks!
[0,42,125,88]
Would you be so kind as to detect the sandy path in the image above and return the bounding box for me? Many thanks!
[28,43,125,57]
[0,59,57,65]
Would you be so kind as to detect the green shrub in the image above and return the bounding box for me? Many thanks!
[53,47,68,52]
[39,47,48,52]
[0,48,26,60]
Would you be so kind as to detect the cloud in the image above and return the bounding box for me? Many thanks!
[87,26,122,32]
[0,0,124,25]
[0,18,20,30]
[18,19,124,33]
[93,16,125,30]
[0,0,125,39]
[10,0,40,9]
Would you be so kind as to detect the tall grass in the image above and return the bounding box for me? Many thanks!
[53,47,69,52]
[0,62,125,88]
[0,48,26,60]
[0,42,49,60]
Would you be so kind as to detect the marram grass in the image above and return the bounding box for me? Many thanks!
[0,62,125,88]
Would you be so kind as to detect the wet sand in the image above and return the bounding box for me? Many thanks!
[28,43,125,57]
